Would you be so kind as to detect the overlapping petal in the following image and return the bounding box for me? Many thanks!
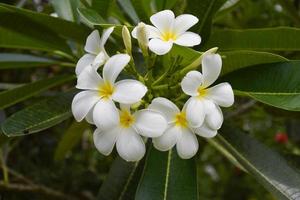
[174,32,201,47]
[93,99,119,131]
[71,91,100,122]
[194,123,218,138]
[206,83,234,107]
[202,53,222,88]
[84,30,101,54]
[153,125,180,151]
[100,27,114,48]
[150,10,175,33]
[76,66,103,90]
[148,97,180,123]
[203,100,223,130]
[116,128,145,162]
[185,97,205,128]
[133,109,168,138]
[103,54,130,83]
[149,39,173,55]
[93,127,119,155]
[176,128,199,159]
[181,71,203,96]
[75,54,95,75]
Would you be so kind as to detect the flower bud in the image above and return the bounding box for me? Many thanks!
[122,26,132,55]
[135,22,149,56]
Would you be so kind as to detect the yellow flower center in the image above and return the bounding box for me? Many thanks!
[197,87,207,98]
[98,82,114,99]
[161,31,177,41]
[175,112,188,128]
[119,110,135,128]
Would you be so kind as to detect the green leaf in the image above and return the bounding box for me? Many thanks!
[169,46,288,76]
[135,146,198,200]
[203,27,300,51]
[54,121,89,161]
[215,125,300,200]
[131,0,152,22]
[78,7,106,25]
[0,75,75,110]
[0,53,58,69]
[187,0,227,43]
[219,61,300,111]
[97,156,145,200]
[117,0,140,24]
[51,0,80,22]
[1,92,74,136]
[221,50,288,76]
[0,3,89,45]
[91,0,111,18]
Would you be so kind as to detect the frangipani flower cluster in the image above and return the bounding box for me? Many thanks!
[71,10,234,162]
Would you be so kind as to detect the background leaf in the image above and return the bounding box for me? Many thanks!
[135,146,198,200]
[187,0,227,43]
[51,0,80,22]
[1,92,74,137]
[203,27,300,51]
[219,61,300,111]
[0,53,59,69]
[215,125,300,200]
[98,156,145,200]
[0,75,75,110]
[54,121,89,161]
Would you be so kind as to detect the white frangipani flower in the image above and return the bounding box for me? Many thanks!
[72,54,148,127]
[93,105,168,162]
[75,27,114,75]
[132,10,201,55]
[181,53,234,130]
[148,97,215,159]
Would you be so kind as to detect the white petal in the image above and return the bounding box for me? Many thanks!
[84,30,101,54]
[116,128,145,162]
[185,97,205,128]
[103,54,130,84]
[150,10,175,33]
[206,83,234,107]
[92,51,107,69]
[100,27,114,48]
[146,25,161,38]
[174,32,201,47]
[203,100,223,130]
[112,80,147,104]
[71,91,100,122]
[131,26,137,38]
[93,99,119,130]
[93,127,119,155]
[181,71,203,96]
[176,128,199,159]
[75,54,95,75]
[202,53,222,87]
[76,65,103,90]
[133,109,168,138]
[148,97,180,123]
[153,125,180,151]
[85,105,95,124]
[194,123,218,138]
[149,39,173,55]
[174,14,199,35]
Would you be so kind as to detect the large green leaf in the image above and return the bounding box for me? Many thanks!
[219,61,300,111]
[131,0,152,22]
[78,7,106,25]
[0,75,75,110]
[51,0,80,22]
[169,46,288,76]
[203,27,300,51]
[135,146,198,200]
[0,3,89,45]
[117,0,140,24]
[97,156,145,200]
[54,121,89,161]
[0,53,59,69]
[187,0,227,43]
[1,92,74,136]
[91,0,111,18]
[215,125,300,200]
